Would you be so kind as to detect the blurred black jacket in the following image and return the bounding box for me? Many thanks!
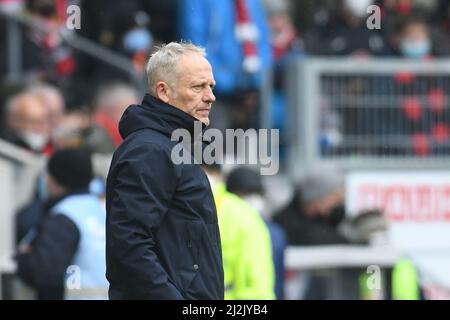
[15,194,80,300]
[273,192,349,246]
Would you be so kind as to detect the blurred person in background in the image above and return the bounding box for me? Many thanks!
[380,0,450,56]
[22,0,76,82]
[178,0,273,131]
[120,10,154,74]
[265,0,306,163]
[226,166,287,300]
[76,0,154,84]
[28,83,66,153]
[203,164,275,300]
[2,90,51,154]
[84,83,139,154]
[303,0,389,56]
[274,165,387,246]
[391,15,436,59]
[273,166,349,246]
[375,16,450,156]
[15,148,108,300]
[274,165,388,299]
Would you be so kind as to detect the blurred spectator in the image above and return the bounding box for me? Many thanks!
[391,15,445,59]
[273,165,349,246]
[2,91,51,154]
[303,0,390,56]
[266,0,305,64]
[77,0,154,84]
[15,148,108,299]
[274,165,388,299]
[273,165,388,245]
[27,83,66,153]
[265,0,306,162]
[226,166,287,300]
[21,0,76,82]
[84,83,138,154]
[178,0,273,131]
[121,11,154,74]
[203,164,275,300]
[380,0,450,56]
[364,16,450,156]
[273,165,349,300]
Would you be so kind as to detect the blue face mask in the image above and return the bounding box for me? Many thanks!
[400,40,431,59]
[123,28,153,53]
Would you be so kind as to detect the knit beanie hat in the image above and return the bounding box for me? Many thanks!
[297,165,344,205]
[226,166,264,194]
[47,148,93,190]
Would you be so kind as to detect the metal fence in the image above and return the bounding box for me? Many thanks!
[287,58,450,178]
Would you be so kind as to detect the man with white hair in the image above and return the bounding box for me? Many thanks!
[106,42,224,299]
[3,91,50,154]
[28,83,66,151]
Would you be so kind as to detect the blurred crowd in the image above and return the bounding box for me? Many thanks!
[1,0,450,148]
[0,0,440,300]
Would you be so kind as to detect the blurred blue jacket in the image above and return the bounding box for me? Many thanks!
[178,0,273,95]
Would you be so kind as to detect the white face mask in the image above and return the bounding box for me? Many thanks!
[21,131,48,152]
[242,194,268,219]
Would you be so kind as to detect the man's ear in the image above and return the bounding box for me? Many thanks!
[155,81,170,103]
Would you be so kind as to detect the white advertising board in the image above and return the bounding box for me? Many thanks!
[346,171,450,298]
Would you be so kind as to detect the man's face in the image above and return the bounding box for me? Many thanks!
[11,96,49,135]
[166,53,216,125]
[304,189,345,217]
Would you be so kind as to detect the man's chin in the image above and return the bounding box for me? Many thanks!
[196,117,210,126]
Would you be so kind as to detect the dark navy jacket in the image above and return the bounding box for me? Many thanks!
[106,94,224,300]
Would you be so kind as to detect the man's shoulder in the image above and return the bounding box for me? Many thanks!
[118,129,174,156]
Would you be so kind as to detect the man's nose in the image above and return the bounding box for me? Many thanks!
[203,87,216,103]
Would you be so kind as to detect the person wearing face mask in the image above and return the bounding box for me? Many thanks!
[28,83,67,153]
[15,148,108,300]
[394,15,433,59]
[2,91,51,154]
[121,11,154,74]
[226,166,287,300]
[273,166,349,246]
[272,166,356,300]
[303,0,389,56]
[203,164,275,300]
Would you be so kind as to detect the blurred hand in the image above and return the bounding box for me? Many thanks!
[346,209,388,244]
